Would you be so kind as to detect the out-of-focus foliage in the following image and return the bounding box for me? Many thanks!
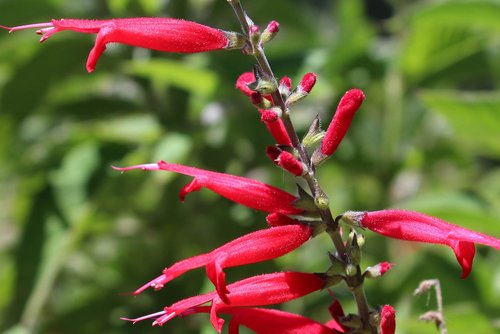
[0,0,499,333]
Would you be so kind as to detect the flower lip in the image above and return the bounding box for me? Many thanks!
[341,209,500,278]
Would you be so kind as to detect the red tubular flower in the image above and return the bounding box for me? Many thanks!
[122,272,326,332]
[320,89,366,156]
[113,160,302,214]
[341,209,500,278]
[133,224,312,303]
[380,305,396,334]
[1,18,243,72]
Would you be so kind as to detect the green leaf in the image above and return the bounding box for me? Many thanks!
[123,59,219,98]
[399,0,500,84]
[420,90,500,156]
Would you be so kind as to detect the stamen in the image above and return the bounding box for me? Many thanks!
[0,22,54,33]
[120,310,167,324]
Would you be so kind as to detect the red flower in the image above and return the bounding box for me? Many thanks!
[114,160,302,214]
[320,89,365,157]
[185,306,338,334]
[122,272,325,332]
[380,305,396,334]
[1,18,243,72]
[341,209,500,278]
[133,224,312,304]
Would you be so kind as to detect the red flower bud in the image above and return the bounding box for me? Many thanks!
[364,262,394,278]
[1,18,243,72]
[380,305,396,334]
[276,151,305,176]
[299,72,317,94]
[341,209,500,278]
[320,89,365,156]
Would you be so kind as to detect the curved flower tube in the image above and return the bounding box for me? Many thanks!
[1,18,244,72]
[133,223,312,304]
[114,160,302,214]
[341,209,500,278]
[122,271,326,332]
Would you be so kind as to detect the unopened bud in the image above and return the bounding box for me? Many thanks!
[348,241,361,266]
[260,20,279,44]
[286,72,317,106]
[279,76,292,98]
[364,262,394,279]
[277,151,305,176]
[249,24,260,45]
[260,107,282,123]
[320,88,365,156]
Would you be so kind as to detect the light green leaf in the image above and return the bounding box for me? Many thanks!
[420,90,500,156]
[123,59,219,98]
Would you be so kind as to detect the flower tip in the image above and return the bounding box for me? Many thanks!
[299,72,317,93]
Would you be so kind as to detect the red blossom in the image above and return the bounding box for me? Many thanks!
[114,160,302,214]
[1,18,243,72]
[380,305,396,334]
[133,224,312,304]
[320,89,365,156]
[341,209,500,278]
[122,272,326,332]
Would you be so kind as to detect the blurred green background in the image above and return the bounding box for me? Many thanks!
[0,0,499,333]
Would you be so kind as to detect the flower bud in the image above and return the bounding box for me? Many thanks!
[285,72,317,106]
[260,20,279,44]
[260,107,282,122]
[276,151,305,176]
[279,76,292,98]
[364,262,393,279]
[320,89,365,157]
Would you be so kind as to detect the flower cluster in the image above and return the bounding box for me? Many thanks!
[3,2,500,333]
